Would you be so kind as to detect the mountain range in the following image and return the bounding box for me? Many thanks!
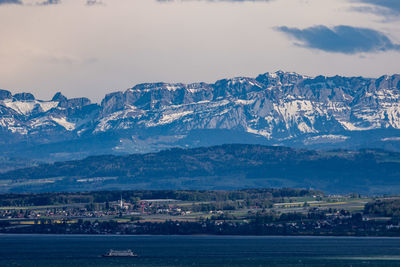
[1,71,400,164]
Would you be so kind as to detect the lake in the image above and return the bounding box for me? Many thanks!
[1,235,400,266]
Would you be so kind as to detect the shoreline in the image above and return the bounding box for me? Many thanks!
[2,233,400,239]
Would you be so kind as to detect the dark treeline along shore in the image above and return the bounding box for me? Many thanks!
[2,188,400,237]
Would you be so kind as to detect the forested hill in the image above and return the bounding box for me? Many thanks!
[1,144,400,194]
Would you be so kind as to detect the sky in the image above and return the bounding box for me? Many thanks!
[0,0,399,102]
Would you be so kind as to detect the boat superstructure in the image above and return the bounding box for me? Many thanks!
[102,249,138,257]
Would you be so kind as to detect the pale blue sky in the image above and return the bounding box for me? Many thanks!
[0,0,399,101]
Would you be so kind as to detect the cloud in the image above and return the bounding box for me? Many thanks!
[44,55,98,65]
[276,25,400,54]
[37,0,60,5]
[157,0,272,2]
[0,0,99,6]
[0,0,22,4]
[350,0,400,20]
[353,0,400,15]
[86,0,103,5]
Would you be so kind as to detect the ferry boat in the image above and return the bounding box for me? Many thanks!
[102,249,138,257]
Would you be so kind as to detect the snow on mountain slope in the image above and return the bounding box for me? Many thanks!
[2,99,58,115]
[0,92,96,142]
[0,72,400,156]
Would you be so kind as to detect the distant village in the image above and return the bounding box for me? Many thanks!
[1,189,400,236]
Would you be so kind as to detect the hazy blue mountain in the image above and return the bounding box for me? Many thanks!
[1,144,400,194]
[1,71,400,162]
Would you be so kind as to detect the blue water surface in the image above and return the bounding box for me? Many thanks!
[1,234,400,266]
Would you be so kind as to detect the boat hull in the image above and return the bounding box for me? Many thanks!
[102,255,138,258]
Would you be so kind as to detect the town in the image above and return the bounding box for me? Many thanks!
[1,189,400,236]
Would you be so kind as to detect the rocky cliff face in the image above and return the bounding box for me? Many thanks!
[1,71,400,160]
[98,72,400,137]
